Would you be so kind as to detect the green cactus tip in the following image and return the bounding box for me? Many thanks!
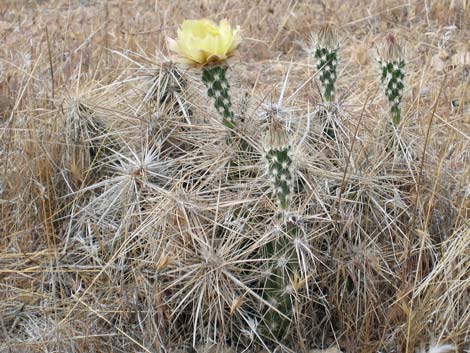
[379,34,406,125]
[263,120,295,210]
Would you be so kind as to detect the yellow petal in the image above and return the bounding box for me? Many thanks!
[177,29,202,63]
[218,19,233,55]
[227,26,242,54]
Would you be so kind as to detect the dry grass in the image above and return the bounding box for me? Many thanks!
[0,0,469,352]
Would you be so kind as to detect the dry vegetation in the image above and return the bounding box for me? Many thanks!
[0,0,469,352]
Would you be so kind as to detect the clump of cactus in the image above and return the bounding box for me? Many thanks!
[378,34,405,125]
[313,23,339,103]
[5,8,469,353]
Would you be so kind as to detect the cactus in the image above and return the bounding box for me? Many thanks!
[263,120,295,210]
[379,34,405,125]
[263,257,294,337]
[202,65,236,129]
[168,19,241,130]
[261,120,301,339]
[312,24,340,140]
[314,24,339,103]
[262,223,302,340]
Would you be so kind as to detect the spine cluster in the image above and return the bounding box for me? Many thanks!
[202,65,236,129]
[69,102,114,162]
[154,63,192,117]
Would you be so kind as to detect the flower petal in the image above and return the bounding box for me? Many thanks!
[217,19,233,55]
[227,26,242,55]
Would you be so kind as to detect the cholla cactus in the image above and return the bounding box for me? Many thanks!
[313,24,339,102]
[263,120,295,210]
[378,34,406,125]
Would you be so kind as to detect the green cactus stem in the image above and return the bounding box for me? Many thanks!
[315,48,338,102]
[260,120,301,339]
[201,65,236,129]
[263,120,295,210]
[380,60,405,125]
[314,24,339,103]
[262,221,302,339]
[312,24,340,139]
[379,34,406,126]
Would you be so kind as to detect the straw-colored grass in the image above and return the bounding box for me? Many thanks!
[0,1,468,352]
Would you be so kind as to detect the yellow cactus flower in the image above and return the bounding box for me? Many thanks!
[168,19,241,66]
